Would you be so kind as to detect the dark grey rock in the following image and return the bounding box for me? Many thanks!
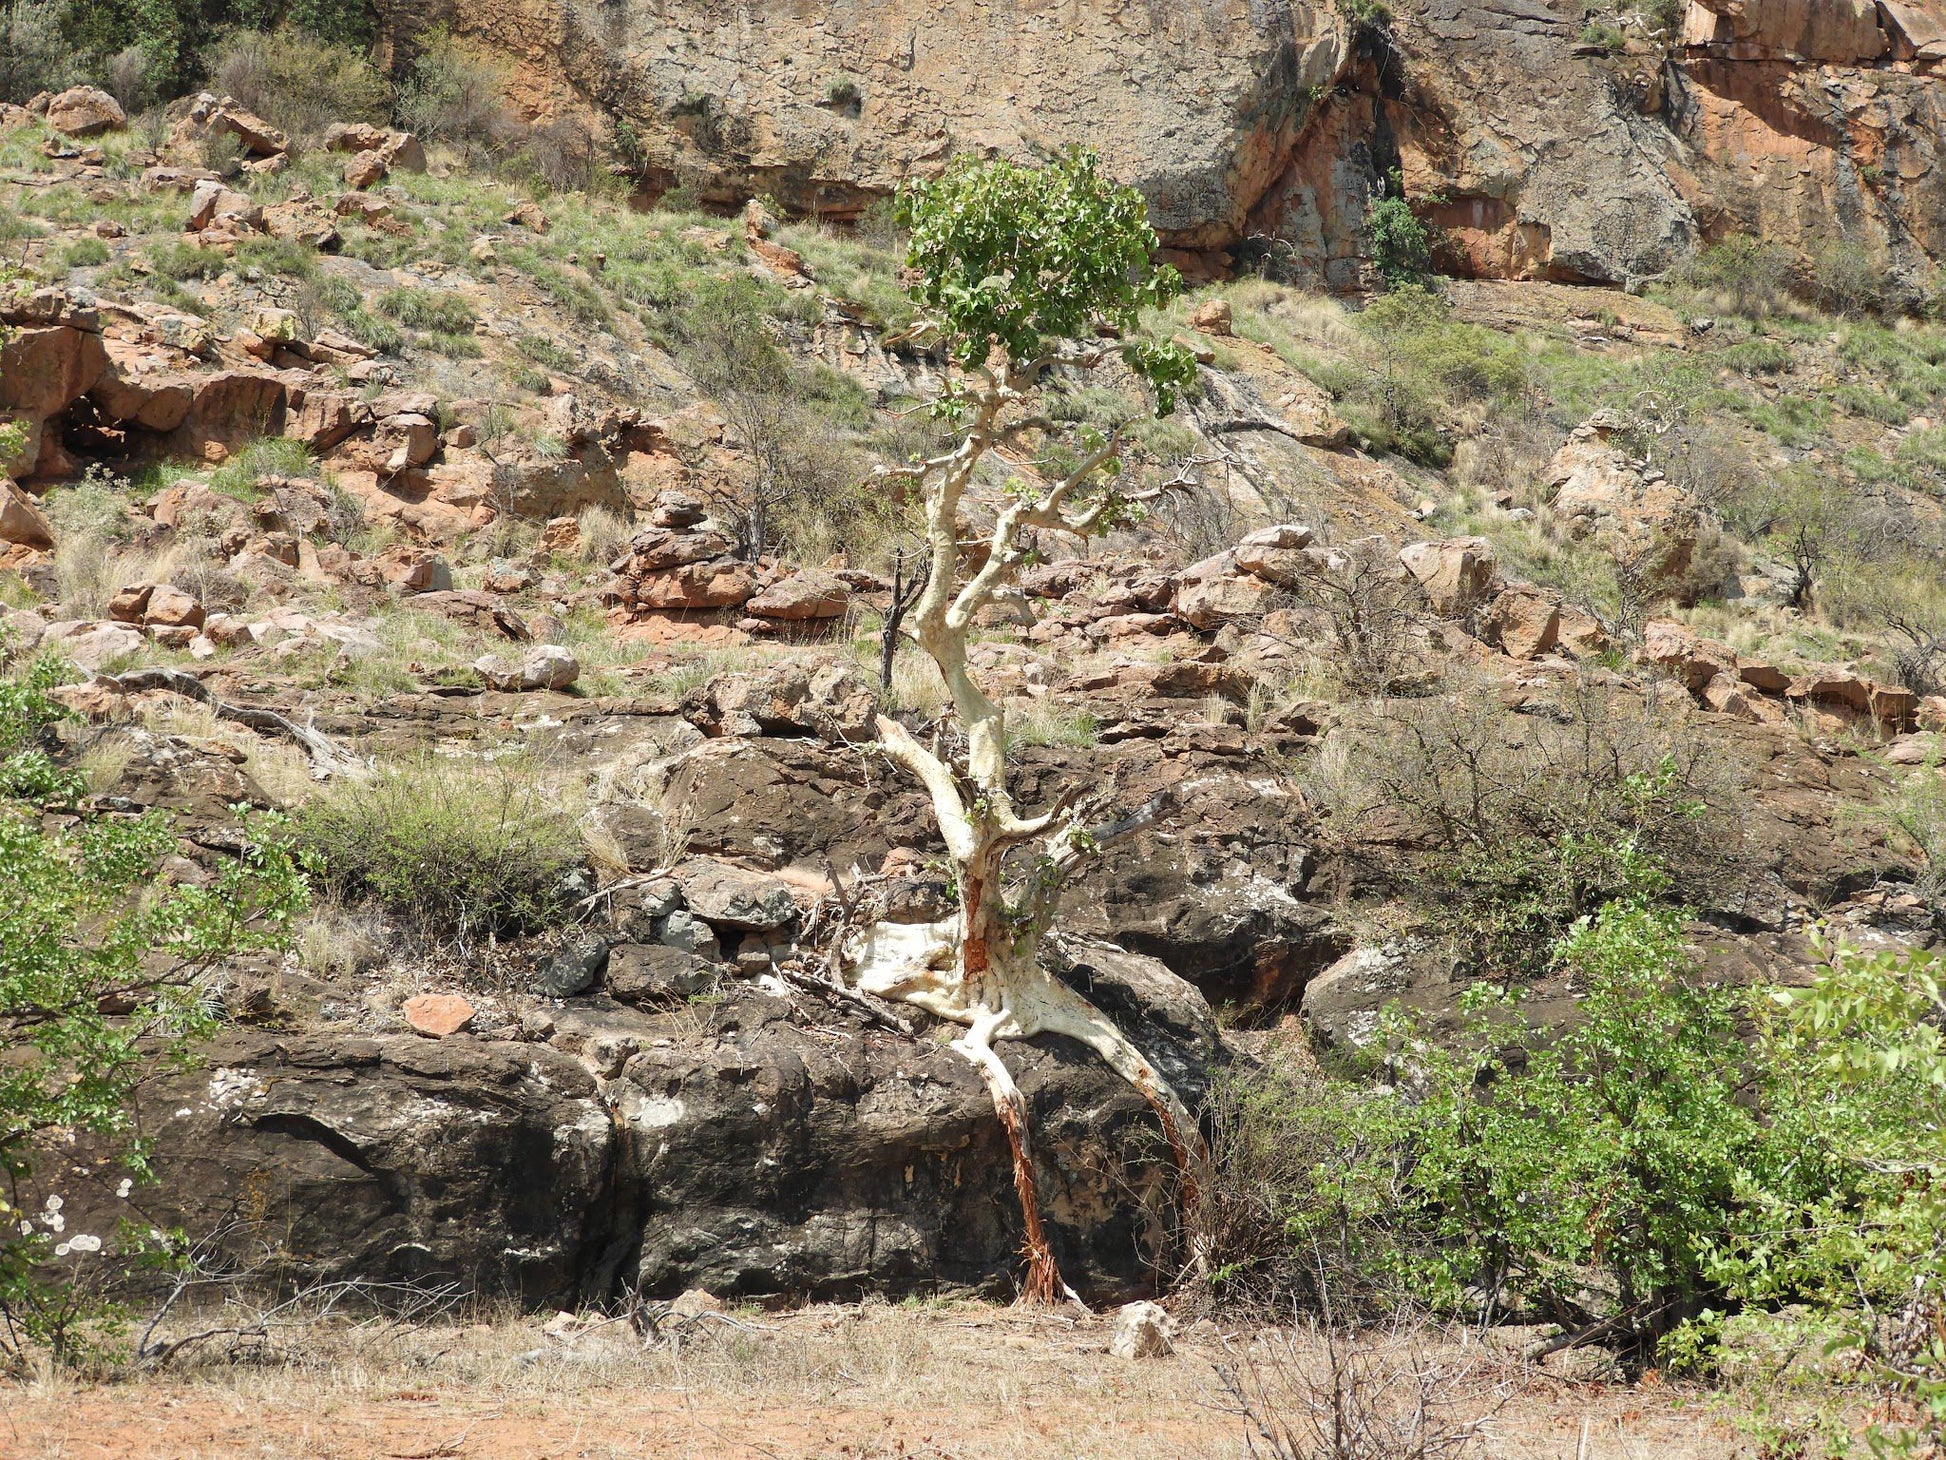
[538,937,610,998]
[607,943,713,1005]
[655,909,720,960]
[677,858,799,931]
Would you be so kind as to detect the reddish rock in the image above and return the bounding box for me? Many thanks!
[342,150,388,190]
[539,517,582,554]
[1737,659,1790,694]
[1399,537,1497,618]
[0,482,52,548]
[1555,606,1611,657]
[376,413,439,473]
[746,570,851,620]
[48,678,132,722]
[377,548,454,595]
[169,93,287,158]
[632,562,756,610]
[1642,619,1737,692]
[1175,553,1273,629]
[1190,298,1234,336]
[401,993,475,1038]
[505,200,549,233]
[45,86,125,138]
[187,179,262,233]
[107,583,155,624]
[143,583,205,629]
[1481,585,1560,660]
[323,122,389,153]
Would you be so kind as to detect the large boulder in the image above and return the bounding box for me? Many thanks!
[746,570,851,621]
[1683,0,1889,61]
[44,86,125,137]
[1399,537,1497,618]
[475,645,581,693]
[676,858,799,931]
[68,1031,618,1304]
[1174,554,1274,629]
[0,482,53,548]
[93,978,1217,1306]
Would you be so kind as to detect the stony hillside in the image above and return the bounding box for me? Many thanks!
[4,20,1946,1328]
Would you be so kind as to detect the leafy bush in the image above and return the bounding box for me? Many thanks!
[1811,238,1890,320]
[0,0,82,105]
[1365,186,1437,288]
[62,0,378,103]
[896,147,1195,408]
[0,648,307,1365]
[0,648,76,802]
[673,275,889,557]
[1377,901,1766,1350]
[207,26,388,139]
[297,754,583,942]
[1335,0,1393,35]
[1328,285,1525,466]
[1748,941,1946,1449]
[1207,902,1946,1425]
[1196,1056,1423,1314]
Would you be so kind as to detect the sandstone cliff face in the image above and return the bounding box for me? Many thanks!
[389,0,1347,249]
[372,0,1946,291]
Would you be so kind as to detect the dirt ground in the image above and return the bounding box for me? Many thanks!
[0,1303,1785,1460]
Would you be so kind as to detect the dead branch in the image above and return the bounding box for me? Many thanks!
[102,667,367,781]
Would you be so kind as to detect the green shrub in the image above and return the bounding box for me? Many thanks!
[1673,235,1794,319]
[1332,285,1525,466]
[207,26,388,139]
[0,649,307,1365]
[1376,900,1768,1351]
[59,237,109,270]
[394,27,515,151]
[1580,20,1625,51]
[1335,0,1393,35]
[297,754,583,941]
[1810,238,1889,320]
[1366,186,1437,288]
[1748,941,1946,1448]
[0,0,81,105]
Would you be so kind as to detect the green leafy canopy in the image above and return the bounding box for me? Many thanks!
[896,149,1197,413]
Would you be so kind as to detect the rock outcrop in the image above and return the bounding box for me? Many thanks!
[372,0,1946,289]
[78,950,1216,1306]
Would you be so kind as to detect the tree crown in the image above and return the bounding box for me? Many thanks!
[896,149,1196,413]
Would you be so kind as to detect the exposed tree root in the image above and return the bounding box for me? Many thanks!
[849,926,1210,1306]
[955,1013,1078,1307]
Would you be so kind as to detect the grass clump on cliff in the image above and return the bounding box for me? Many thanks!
[297,753,583,944]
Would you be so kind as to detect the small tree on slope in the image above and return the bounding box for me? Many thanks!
[843,150,1205,1304]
